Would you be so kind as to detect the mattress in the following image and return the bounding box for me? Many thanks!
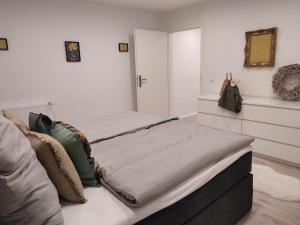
[136,152,253,225]
[61,146,252,225]
[69,111,164,143]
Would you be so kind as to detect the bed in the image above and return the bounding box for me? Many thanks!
[1,102,253,225]
[61,112,254,225]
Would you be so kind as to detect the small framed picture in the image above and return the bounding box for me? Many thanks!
[119,43,128,52]
[65,41,81,62]
[0,38,8,51]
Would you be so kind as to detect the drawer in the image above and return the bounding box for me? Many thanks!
[197,113,242,133]
[243,104,300,128]
[197,100,242,119]
[252,138,300,166]
[242,120,300,147]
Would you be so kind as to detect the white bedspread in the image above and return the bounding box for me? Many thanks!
[61,146,251,225]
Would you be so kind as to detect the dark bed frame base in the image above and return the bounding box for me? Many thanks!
[135,152,253,225]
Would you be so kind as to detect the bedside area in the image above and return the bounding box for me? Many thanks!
[197,94,300,167]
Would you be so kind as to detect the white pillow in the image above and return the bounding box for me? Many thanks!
[0,115,64,225]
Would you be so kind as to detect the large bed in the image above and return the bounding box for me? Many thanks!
[61,112,254,225]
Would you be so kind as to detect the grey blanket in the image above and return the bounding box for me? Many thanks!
[93,117,254,207]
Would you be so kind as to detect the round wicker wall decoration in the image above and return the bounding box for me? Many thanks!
[272,64,300,101]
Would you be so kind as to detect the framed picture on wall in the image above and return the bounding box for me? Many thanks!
[65,41,81,62]
[119,43,128,52]
[0,38,8,50]
[244,27,277,67]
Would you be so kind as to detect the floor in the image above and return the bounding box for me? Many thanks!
[237,155,300,225]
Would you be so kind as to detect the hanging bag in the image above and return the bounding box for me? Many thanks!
[218,81,242,113]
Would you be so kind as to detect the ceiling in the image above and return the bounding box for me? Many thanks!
[88,0,206,12]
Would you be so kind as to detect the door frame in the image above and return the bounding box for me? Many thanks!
[133,27,203,117]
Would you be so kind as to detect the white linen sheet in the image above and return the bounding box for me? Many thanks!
[61,146,252,225]
[70,111,164,143]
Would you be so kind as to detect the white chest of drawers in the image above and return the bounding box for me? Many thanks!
[197,95,300,167]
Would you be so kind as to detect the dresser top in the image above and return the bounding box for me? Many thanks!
[198,94,300,111]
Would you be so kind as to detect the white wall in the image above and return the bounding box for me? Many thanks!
[162,0,300,98]
[2,0,299,123]
[169,28,201,117]
[0,0,161,122]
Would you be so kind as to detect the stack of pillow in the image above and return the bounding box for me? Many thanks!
[2,111,100,205]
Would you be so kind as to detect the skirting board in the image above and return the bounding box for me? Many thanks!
[253,152,300,168]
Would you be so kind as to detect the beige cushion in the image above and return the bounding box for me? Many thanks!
[26,131,86,203]
[2,111,29,133]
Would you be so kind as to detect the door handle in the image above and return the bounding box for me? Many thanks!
[137,75,147,88]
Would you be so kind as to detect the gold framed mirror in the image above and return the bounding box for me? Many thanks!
[244,27,277,67]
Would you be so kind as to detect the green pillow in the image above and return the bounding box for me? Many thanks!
[29,113,52,134]
[57,121,93,160]
[29,113,98,187]
[50,123,98,187]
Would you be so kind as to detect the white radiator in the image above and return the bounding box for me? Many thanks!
[0,101,54,126]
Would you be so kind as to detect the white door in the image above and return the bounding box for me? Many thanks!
[169,28,201,117]
[134,29,169,117]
